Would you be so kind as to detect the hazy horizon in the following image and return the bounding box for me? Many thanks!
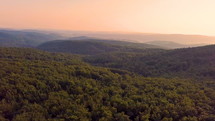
[1,0,215,36]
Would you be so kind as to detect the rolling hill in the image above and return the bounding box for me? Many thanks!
[67,36,162,48]
[37,40,163,55]
[145,41,191,49]
[54,31,215,45]
[0,30,63,47]
[2,29,213,49]
[85,44,215,80]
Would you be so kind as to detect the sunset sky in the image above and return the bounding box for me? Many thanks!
[0,0,215,35]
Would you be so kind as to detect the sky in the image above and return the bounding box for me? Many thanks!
[0,0,215,35]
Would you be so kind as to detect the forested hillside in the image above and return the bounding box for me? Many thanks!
[67,37,161,49]
[85,45,215,80]
[38,40,163,55]
[0,48,214,121]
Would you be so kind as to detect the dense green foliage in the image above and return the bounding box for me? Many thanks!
[38,40,163,55]
[85,45,215,80]
[0,48,215,121]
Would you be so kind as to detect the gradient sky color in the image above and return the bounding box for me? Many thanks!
[0,0,215,35]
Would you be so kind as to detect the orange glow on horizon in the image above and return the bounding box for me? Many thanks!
[0,0,215,35]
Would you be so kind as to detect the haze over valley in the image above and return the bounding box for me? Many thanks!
[1,29,215,49]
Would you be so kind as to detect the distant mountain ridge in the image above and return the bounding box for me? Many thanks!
[1,29,214,48]
[145,41,186,49]
[145,41,203,49]
[53,31,215,45]
[67,36,162,48]
[0,30,63,47]
[37,40,162,55]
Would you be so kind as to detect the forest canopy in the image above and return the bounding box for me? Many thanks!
[0,48,215,121]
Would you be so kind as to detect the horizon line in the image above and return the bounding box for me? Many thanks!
[0,27,215,37]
